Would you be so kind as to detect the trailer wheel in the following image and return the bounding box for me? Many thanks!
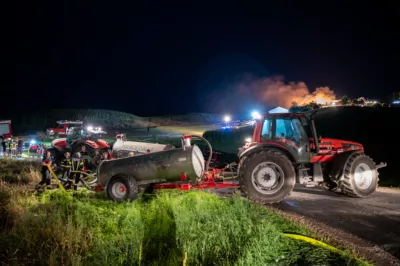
[107,175,138,202]
[340,152,378,198]
[239,150,295,204]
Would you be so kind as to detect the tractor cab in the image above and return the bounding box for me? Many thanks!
[66,127,86,147]
[240,113,315,163]
[241,112,366,164]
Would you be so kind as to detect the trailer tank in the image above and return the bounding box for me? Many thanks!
[112,139,175,157]
[97,144,205,186]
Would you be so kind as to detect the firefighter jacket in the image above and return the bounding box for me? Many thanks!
[71,158,84,173]
[42,156,52,171]
[61,158,72,171]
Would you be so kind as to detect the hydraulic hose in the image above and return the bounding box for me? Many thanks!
[189,135,212,173]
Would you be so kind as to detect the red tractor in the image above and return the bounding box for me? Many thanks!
[47,126,110,170]
[96,111,386,204]
[237,111,386,203]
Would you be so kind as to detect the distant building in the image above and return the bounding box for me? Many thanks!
[269,107,289,113]
[330,100,342,106]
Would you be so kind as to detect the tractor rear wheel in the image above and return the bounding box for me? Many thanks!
[239,150,296,204]
[340,153,378,198]
[107,175,139,202]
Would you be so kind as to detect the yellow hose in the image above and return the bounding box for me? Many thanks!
[46,165,66,192]
[283,233,344,255]
[283,233,371,265]
[183,252,187,266]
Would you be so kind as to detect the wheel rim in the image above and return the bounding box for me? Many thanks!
[112,182,127,198]
[251,162,285,194]
[354,163,373,190]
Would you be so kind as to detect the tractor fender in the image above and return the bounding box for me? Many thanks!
[96,139,109,149]
[239,144,297,163]
[72,139,99,149]
[84,140,99,149]
[323,150,360,181]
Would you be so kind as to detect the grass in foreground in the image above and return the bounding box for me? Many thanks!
[0,182,366,266]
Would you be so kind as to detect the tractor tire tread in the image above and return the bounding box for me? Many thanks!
[340,152,378,198]
[239,149,295,204]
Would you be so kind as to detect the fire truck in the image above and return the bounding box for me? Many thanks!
[0,120,12,140]
[46,120,83,137]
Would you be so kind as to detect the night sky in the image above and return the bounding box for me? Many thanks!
[8,2,398,116]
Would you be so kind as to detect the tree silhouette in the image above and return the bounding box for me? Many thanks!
[341,95,350,105]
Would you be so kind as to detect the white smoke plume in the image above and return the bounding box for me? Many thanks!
[236,75,336,108]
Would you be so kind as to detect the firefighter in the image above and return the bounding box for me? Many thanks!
[68,152,85,190]
[80,145,90,166]
[7,139,12,156]
[93,149,101,166]
[101,151,109,161]
[17,137,23,157]
[61,152,72,180]
[1,137,6,156]
[11,139,17,157]
[35,151,53,190]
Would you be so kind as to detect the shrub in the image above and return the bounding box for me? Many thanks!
[0,159,41,184]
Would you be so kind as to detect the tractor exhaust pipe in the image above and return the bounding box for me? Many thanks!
[375,162,387,169]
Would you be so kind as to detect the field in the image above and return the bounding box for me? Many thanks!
[0,160,366,265]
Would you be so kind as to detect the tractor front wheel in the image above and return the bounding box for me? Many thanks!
[107,175,139,202]
[239,150,296,204]
[340,153,378,198]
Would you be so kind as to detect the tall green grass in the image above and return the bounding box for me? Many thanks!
[0,185,365,266]
[0,159,41,184]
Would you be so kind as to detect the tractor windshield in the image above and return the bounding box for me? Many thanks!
[66,127,85,146]
[275,117,309,161]
[275,118,308,144]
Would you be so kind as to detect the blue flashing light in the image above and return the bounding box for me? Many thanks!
[251,111,261,120]
[30,140,36,144]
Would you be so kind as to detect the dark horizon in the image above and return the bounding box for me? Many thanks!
[7,2,399,116]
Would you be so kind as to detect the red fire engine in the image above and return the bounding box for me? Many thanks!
[46,120,83,138]
[0,120,12,140]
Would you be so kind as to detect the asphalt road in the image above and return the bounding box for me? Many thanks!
[277,185,400,260]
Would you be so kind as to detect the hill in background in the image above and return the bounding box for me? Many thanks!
[0,109,223,135]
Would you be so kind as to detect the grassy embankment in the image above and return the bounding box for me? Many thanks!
[0,160,367,266]
[2,109,223,136]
